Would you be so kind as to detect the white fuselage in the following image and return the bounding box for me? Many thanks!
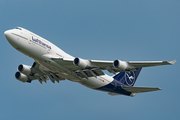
[4,27,113,89]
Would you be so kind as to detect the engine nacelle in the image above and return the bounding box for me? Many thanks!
[73,57,90,68]
[18,64,31,75]
[113,60,129,71]
[15,72,29,82]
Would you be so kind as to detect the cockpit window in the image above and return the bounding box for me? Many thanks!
[15,27,22,30]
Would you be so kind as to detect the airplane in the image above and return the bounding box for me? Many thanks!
[4,27,176,97]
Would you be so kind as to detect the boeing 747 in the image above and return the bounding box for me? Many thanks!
[4,27,176,96]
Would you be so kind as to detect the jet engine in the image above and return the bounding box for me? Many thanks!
[15,72,29,82]
[73,57,91,68]
[113,60,129,71]
[18,64,31,75]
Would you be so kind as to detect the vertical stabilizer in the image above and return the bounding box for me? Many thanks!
[113,68,142,86]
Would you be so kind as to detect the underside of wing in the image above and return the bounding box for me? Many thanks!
[128,60,176,68]
[31,62,66,83]
[52,57,176,75]
[52,58,114,70]
[51,58,79,70]
[122,86,161,93]
[52,57,126,75]
[51,55,177,78]
[16,62,66,84]
[52,58,106,78]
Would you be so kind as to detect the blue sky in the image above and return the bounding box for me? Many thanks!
[1,0,180,120]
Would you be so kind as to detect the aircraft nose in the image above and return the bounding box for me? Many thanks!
[4,30,12,40]
[4,29,18,47]
[4,29,20,49]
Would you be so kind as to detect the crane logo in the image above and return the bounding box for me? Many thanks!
[125,71,135,86]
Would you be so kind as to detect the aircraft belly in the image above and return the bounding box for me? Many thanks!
[79,74,114,89]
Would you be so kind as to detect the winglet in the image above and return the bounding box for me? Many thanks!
[168,60,177,65]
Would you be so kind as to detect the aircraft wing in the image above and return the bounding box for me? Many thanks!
[17,62,65,84]
[52,57,176,76]
[91,60,176,73]
[52,58,113,70]
[127,60,177,68]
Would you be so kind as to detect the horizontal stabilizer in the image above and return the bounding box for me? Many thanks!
[168,60,177,65]
[122,86,161,93]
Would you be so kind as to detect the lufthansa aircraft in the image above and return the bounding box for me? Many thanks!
[4,27,176,97]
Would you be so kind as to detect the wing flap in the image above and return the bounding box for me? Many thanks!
[122,86,161,93]
[75,68,104,78]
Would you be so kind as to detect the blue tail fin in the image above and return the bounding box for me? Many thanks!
[113,68,142,86]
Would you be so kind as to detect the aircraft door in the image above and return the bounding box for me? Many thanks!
[28,34,32,45]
